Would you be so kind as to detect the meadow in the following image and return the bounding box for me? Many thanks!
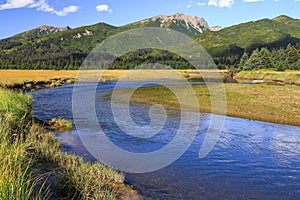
[124,83,300,126]
[0,69,299,199]
[0,69,226,85]
[236,70,300,84]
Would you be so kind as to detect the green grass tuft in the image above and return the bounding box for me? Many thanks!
[0,88,135,200]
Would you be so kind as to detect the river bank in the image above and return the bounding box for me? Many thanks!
[0,88,140,199]
[5,78,76,92]
[1,69,299,84]
[122,83,300,126]
[1,69,299,198]
[2,69,299,128]
[31,81,300,200]
[236,70,300,85]
[0,69,227,85]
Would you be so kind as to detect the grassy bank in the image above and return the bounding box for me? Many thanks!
[0,70,166,85]
[1,69,298,86]
[236,70,300,85]
[0,69,228,85]
[124,83,300,126]
[0,88,138,199]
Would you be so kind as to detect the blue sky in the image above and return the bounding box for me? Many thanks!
[0,0,299,39]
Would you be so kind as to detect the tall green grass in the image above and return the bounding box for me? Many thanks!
[0,88,132,200]
[0,90,38,199]
[28,125,125,199]
[0,120,32,200]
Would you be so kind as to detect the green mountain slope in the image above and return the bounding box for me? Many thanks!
[193,15,300,67]
[0,23,117,69]
[11,25,71,40]
[196,15,300,52]
[8,23,116,50]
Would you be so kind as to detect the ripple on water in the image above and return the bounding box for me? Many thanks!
[31,82,300,200]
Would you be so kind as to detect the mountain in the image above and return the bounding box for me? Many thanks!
[195,15,300,54]
[0,22,117,69]
[122,13,221,37]
[11,25,72,40]
[0,13,218,69]
[0,14,299,70]
[192,15,300,67]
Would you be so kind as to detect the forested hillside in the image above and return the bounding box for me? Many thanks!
[0,14,299,70]
[240,44,300,71]
[195,15,300,69]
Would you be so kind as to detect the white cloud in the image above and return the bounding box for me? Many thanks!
[208,0,218,6]
[243,0,264,2]
[208,0,234,8]
[55,5,78,16]
[187,4,192,8]
[0,0,34,10]
[196,2,206,6]
[96,4,112,13]
[0,0,79,16]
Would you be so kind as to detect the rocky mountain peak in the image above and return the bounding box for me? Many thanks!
[209,26,222,32]
[148,13,221,33]
[37,25,71,33]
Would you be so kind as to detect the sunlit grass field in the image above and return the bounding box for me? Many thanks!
[236,70,300,84]
[122,83,300,126]
[0,69,227,85]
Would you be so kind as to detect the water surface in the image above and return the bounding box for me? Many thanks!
[31,82,300,200]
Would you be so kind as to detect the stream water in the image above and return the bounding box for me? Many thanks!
[30,82,300,200]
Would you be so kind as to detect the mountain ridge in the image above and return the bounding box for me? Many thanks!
[0,13,299,69]
[6,13,219,40]
[136,13,222,33]
[11,25,72,40]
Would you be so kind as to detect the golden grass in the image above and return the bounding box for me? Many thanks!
[0,70,79,85]
[236,70,300,84]
[122,83,300,126]
[47,118,73,132]
[0,69,227,85]
[225,84,300,126]
[2,69,298,86]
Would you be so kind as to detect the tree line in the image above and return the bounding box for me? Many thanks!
[239,43,300,71]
